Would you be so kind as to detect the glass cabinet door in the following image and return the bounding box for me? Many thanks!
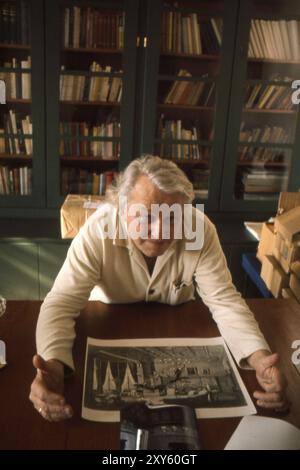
[0,0,45,208]
[221,0,300,212]
[46,0,138,208]
[140,0,239,210]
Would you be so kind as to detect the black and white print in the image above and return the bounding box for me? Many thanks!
[82,337,256,421]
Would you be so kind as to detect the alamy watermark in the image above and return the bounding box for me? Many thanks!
[291,80,300,104]
[0,79,6,104]
[291,339,300,366]
[93,197,205,251]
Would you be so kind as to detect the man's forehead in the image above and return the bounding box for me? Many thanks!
[129,175,182,205]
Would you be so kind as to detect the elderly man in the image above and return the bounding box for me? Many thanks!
[29,155,288,421]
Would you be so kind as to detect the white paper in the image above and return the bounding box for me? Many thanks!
[83,201,102,209]
[225,415,300,450]
[82,337,256,422]
[0,340,6,369]
[0,79,6,104]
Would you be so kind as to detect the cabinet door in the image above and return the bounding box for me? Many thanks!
[45,0,139,209]
[138,0,239,211]
[221,0,300,212]
[0,242,39,299]
[0,0,45,210]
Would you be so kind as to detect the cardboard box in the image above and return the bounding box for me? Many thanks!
[291,261,300,279]
[290,273,300,303]
[282,287,298,301]
[277,192,300,215]
[257,223,275,263]
[60,194,105,238]
[273,232,300,274]
[274,206,300,244]
[261,255,289,298]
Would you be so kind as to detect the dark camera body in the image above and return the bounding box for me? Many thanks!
[120,403,201,450]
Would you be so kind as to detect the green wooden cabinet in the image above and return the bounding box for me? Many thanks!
[138,0,240,211]
[0,0,46,211]
[45,0,139,209]
[0,0,299,218]
[220,0,300,212]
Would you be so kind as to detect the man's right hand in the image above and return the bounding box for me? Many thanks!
[29,354,73,422]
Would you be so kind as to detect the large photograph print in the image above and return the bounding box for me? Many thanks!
[82,337,256,422]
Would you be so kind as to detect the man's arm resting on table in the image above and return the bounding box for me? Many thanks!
[247,349,289,412]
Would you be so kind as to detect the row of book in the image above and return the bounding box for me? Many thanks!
[61,168,118,196]
[157,116,213,141]
[0,1,30,45]
[238,146,290,164]
[0,56,31,99]
[60,64,122,102]
[242,168,288,196]
[239,123,293,145]
[161,12,222,55]
[62,7,124,50]
[0,110,32,155]
[245,79,294,110]
[0,165,32,195]
[164,70,215,106]
[248,19,300,61]
[59,120,121,158]
[157,141,210,161]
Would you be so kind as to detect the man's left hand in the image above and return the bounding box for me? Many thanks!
[248,350,289,412]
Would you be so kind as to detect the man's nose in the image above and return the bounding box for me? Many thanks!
[149,217,163,239]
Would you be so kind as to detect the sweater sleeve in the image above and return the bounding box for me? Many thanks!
[194,216,270,368]
[36,218,101,371]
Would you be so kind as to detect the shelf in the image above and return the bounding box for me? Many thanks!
[243,108,296,115]
[162,158,209,166]
[60,100,120,107]
[155,138,212,145]
[238,141,293,149]
[237,161,288,167]
[0,43,30,50]
[60,156,119,163]
[0,154,32,161]
[62,47,123,54]
[5,99,32,105]
[160,52,220,60]
[157,104,214,111]
[248,57,300,65]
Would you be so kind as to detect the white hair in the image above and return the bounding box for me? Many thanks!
[106,155,195,205]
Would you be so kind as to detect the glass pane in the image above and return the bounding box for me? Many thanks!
[0,0,32,196]
[233,0,300,201]
[157,0,224,200]
[59,1,123,196]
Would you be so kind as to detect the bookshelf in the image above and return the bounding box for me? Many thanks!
[45,0,138,207]
[136,0,239,211]
[0,0,45,206]
[0,0,300,217]
[221,0,300,211]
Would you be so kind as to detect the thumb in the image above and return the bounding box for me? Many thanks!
[260,353,280,371]
[33,354,49,375]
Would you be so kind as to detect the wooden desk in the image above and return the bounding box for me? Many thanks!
[0,299,300,450]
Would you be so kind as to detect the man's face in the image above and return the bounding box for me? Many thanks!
[125,175,183,258]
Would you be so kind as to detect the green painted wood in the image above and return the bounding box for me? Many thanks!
[0,242,39,299]
[38,242,70,299]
